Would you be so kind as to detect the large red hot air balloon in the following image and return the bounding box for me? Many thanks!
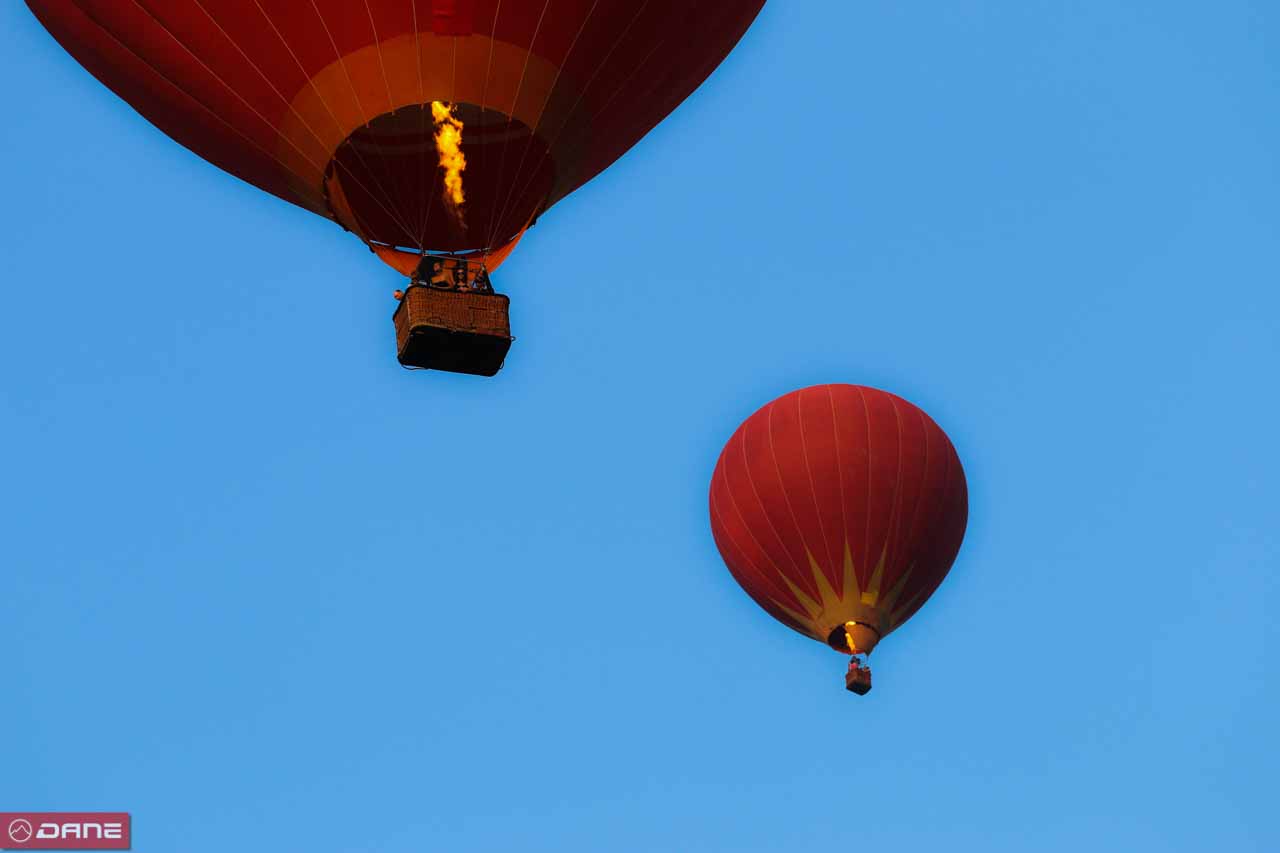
[27,0,765,374]
[709,385,968,695]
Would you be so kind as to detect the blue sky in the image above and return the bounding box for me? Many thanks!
[2,1,1277,850]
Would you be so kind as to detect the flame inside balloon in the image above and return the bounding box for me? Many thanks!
[431,100,467,229]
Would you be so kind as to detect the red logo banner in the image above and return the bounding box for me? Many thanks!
[1,814,130,850]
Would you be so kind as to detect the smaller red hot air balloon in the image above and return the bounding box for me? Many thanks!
[709,385,968,695]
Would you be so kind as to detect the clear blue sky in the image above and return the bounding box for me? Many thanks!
[3,2,1277,850]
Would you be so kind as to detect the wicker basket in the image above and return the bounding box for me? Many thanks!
[845,666,872,695]
[393,285,513,376]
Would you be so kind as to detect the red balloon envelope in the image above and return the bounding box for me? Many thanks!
[709,385,968,694]
[27,1,764,264]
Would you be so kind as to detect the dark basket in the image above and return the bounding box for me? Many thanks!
[845,668,872,695]
[393,285,513,377]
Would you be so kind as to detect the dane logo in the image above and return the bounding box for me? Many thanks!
[1,813,130,850]
[6,822,32,845]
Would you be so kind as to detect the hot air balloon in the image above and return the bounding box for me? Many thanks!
[26,0,766,375]
[709,385,968,695]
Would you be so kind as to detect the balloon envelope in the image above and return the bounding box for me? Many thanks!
[28,0,766,266]
[709,385,969,656]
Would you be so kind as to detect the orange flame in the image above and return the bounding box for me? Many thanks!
[431,100,466,229]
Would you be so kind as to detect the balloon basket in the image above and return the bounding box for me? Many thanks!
[393,285,513,377]
[845,662,872,695]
